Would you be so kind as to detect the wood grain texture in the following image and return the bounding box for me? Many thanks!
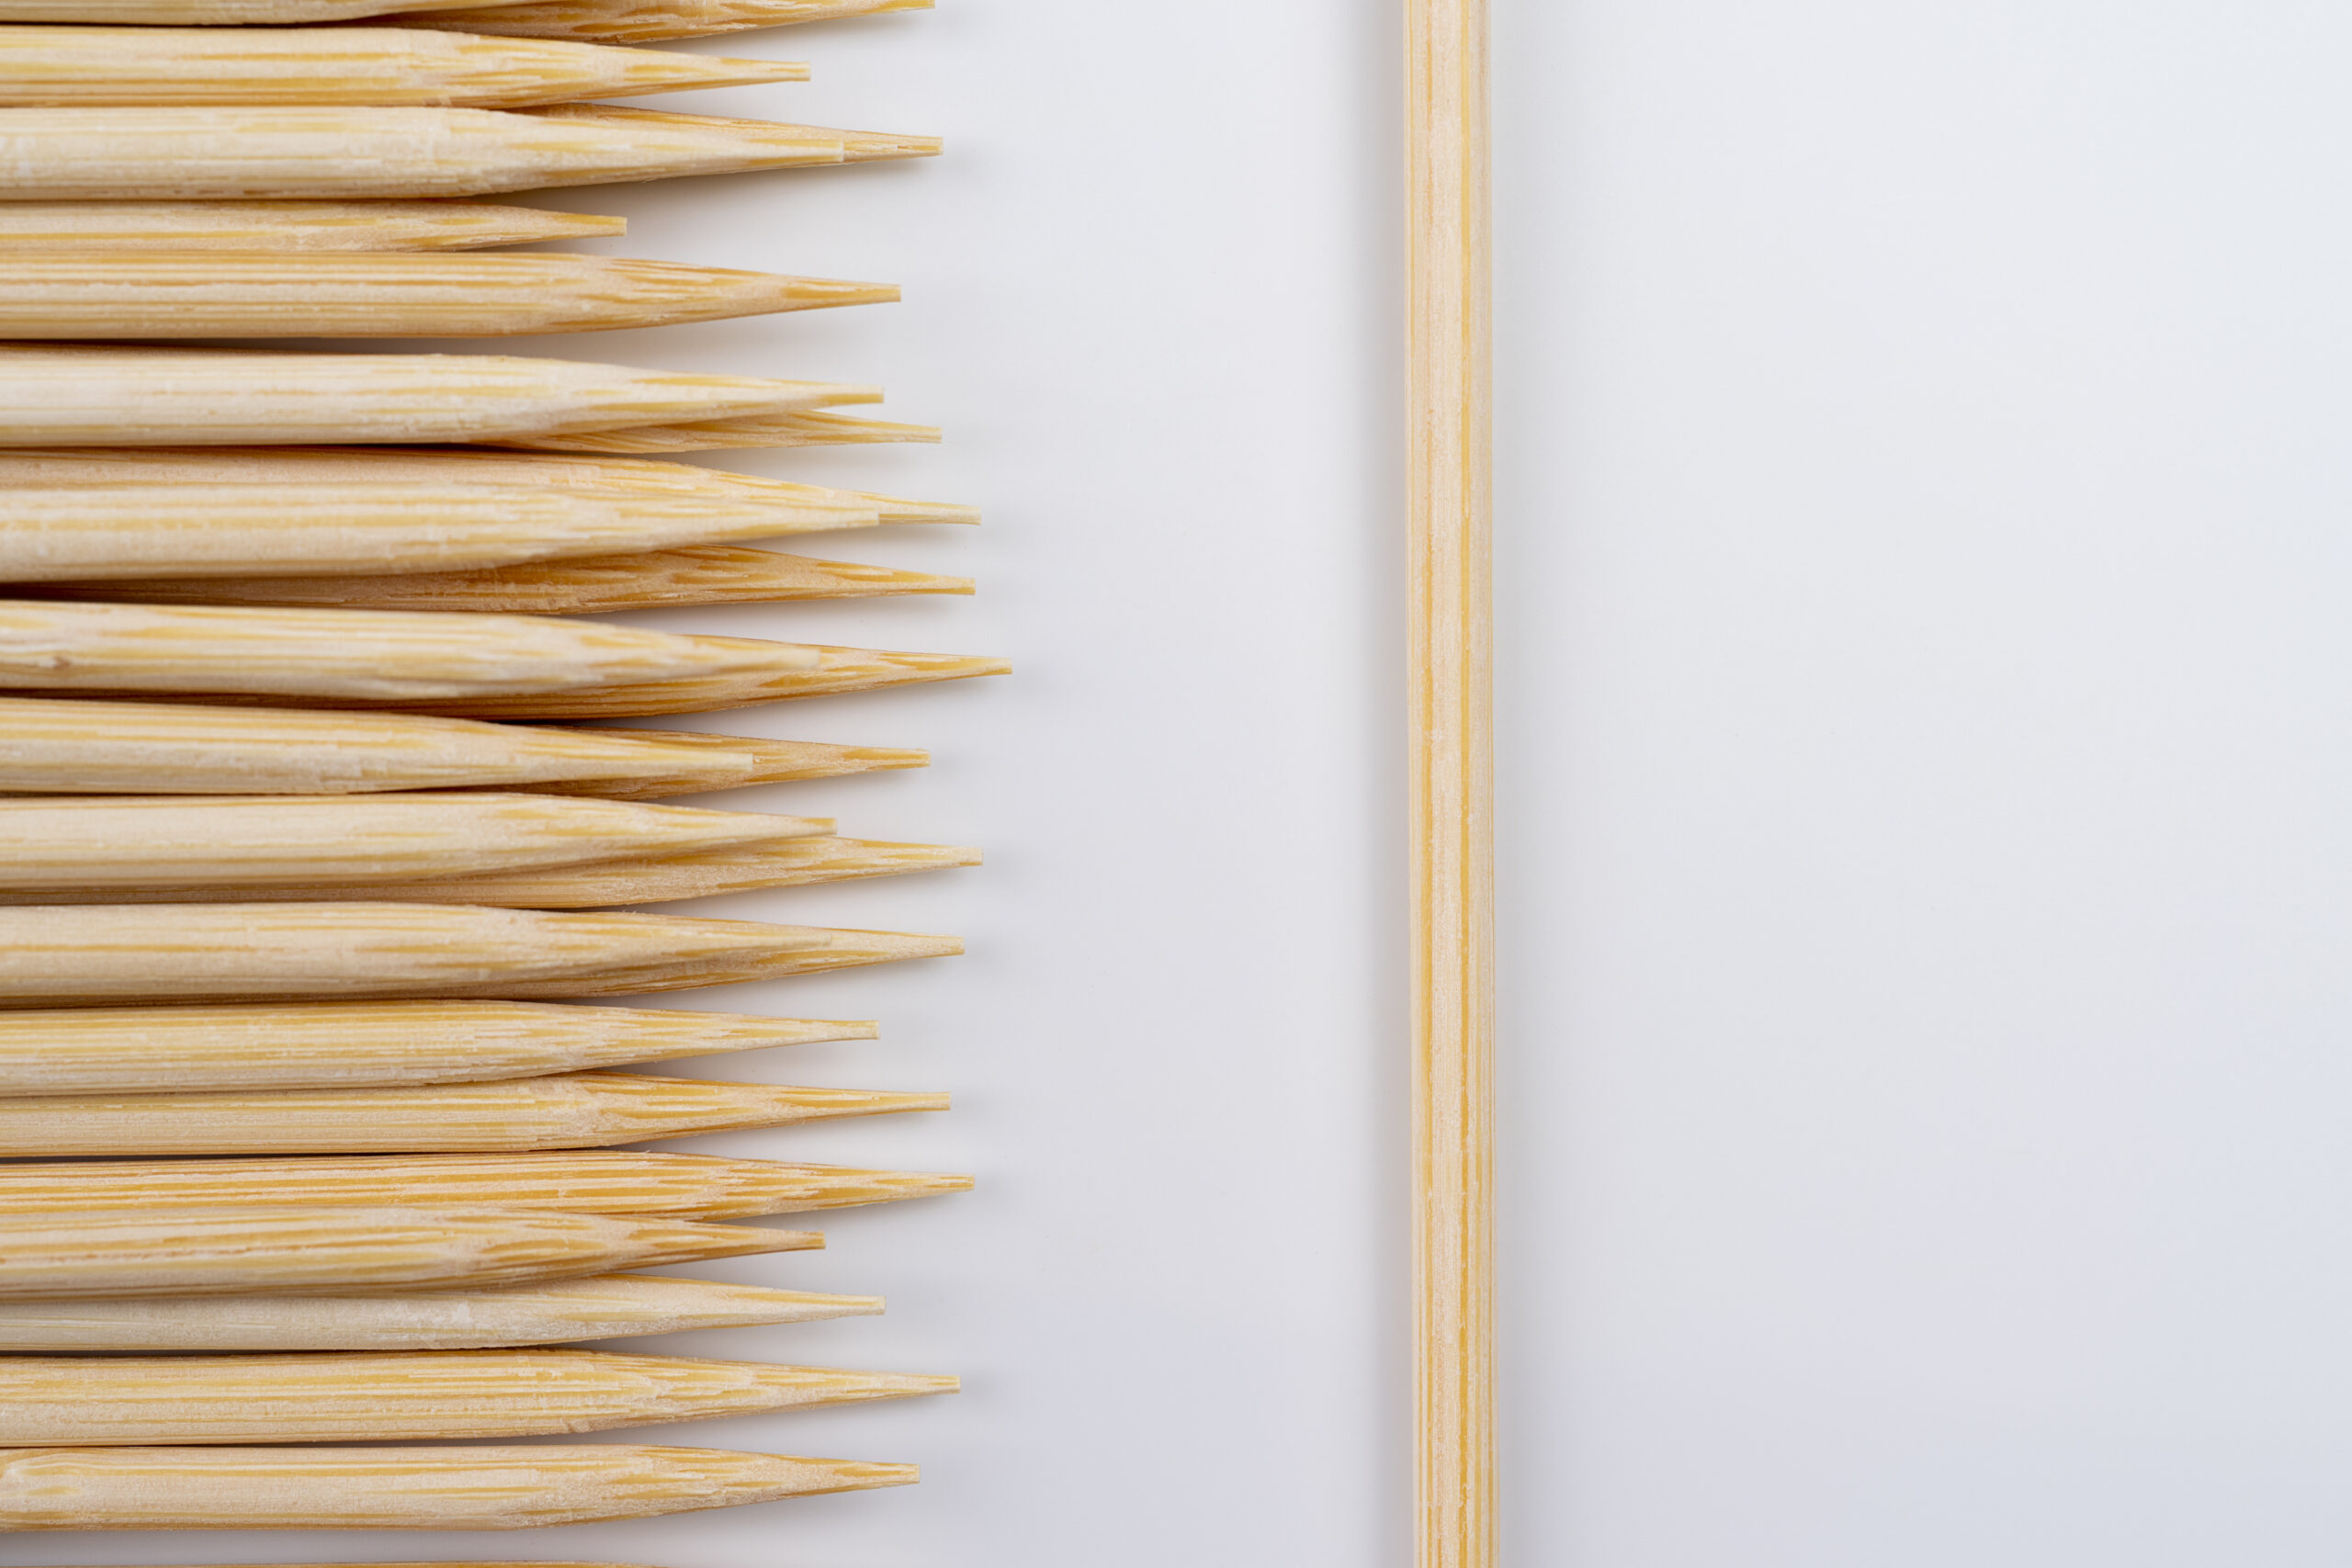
[0,200,624,250]
[385,0,924,42]
[1408,0,1495,1565]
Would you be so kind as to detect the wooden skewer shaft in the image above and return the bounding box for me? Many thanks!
[0,1444,915,1530]
[0,0,528,20]
[0,199,625,250]
[391,0,928,42]
[489,406,940,452]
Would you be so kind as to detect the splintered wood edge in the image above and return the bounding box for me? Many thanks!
[1408,2,1494,1567]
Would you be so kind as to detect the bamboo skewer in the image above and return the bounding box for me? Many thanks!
[391,0,927,42]
[0,1000,873,1094]
[0,344,887,447]
[0,103,938,200]
[0,1444,916,1529]
[0,254,894,338]
[0,903,960,1006]
[0,1275,883,1352]
[0,199,625,250]
[0,793,831,892]
[0,601,1003,708]
[0,836,982,906]
[0,698,922,795]
[0,0,531,21]
[0,1206,817,1300]
[0,27,806,107]
[494,406,941,452]
[0,1151,969,1214]
[0,1349,956,1445]
[0,1073,949,1155]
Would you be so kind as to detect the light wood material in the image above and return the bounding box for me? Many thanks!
[0,1349,956,1444]
[0,1444,914,1529]
[0,344,881,447]
[0,1205,814,1300]
[0,1275,882,1351]
[0,27,804,106]
[0,793,828,892]
[392,0,925,42]
[495,406,940,452]
[0,696,916,795]
[1408,0,1494,1565]
[0,903,959,1006]
[0,199,624,250]
[8,836,982,907]
[0,103,937,199]
[0,253,891,337]
[0,0,526,20]
[0,601,1002,710]
[49,547,974,612]
[0,1000,869,1094]
[0,1151,968,1214]
[0,1073,948,1155]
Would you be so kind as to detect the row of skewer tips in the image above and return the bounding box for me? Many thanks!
[0,0,989,1548]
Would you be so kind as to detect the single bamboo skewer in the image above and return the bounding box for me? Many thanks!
[0,344,885,447]
[0,1206,817,1300]
[0,0,531,21]
[0,698,922,795]
[0,1348,956,1445]
[0,601,1002,708]
[0,254,892,338]
[0,837,982,906]
[0,793,832,892]
[0,27,805,107]
[0,1073,948,1155]
[0,1444,916,1530]
[495,406,940,452]
[0,904,960,1006]
[391,0,927,43]
[41,547,972,612]
[0,1275,882,1352]
[0,104,937,200]
[0,1000,872,1095]
[0,199,625,250]
[0,1151,969,1214]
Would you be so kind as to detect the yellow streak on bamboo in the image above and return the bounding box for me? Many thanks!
[0,0,527,20]
[514,729,929,799]
[0,199,625,250]
[0,27,806,107]
[0,103,939,200]
[0,1206,816,1300]
[0,1349,956,1445]
[0,793,828,892]
[51,547,976,612]
[498,406,940,452]
[0,999,870,1095]
[0,344,878,447]
[391,0,928,43]
[0,253,892,338]
[0,1444,915,1530]
[0,1151,968,1215]
[0,1275,881,1352]
[0,836,982,906]
[0,1072,949,1155]
[0,903,961,1006]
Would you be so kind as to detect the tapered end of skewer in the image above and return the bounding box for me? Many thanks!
[772,276,901,310]
[858,490,979,525]
[841,129,944,161]
[747,1366,960,1404]
[633,1217,826,1265]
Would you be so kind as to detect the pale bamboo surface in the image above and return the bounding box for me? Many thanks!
[0,999,868,1095]
[391,0,926,42]
[0,344,881,447]
[0,444,977,525]
[6,836,981,906]
[0,602,1004,711]
[0,903,959,1005]
[496,406,940,452]
[0,253,892,337]
[0,1274,882,1351]
[0,1349,956,1444]
[47,546,974,612]
[1409,0,1495,1564]
[0,1205,814,1300]
[0,1444,914,1529]
[0,698,922,795]
[0,0,524,20]
[0,1073,947,1155]
[0,1151,967,1214]
[0,103,938,199]
[0,199,625,250]
[0,793,829,893]
[0,27,804,106]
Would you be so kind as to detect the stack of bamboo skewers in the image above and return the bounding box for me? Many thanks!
[0,0,986,1543]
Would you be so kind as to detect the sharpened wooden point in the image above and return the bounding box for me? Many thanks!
[386,0,933,41]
